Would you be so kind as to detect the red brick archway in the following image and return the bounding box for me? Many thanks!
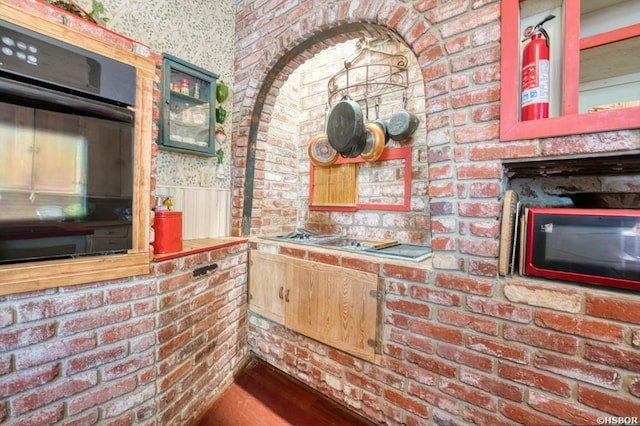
[230,1,492,237]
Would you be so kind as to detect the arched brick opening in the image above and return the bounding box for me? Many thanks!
[232,3,448,237]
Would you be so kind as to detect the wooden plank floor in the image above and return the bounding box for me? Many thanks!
[193,358,376,426]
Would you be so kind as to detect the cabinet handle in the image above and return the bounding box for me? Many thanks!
[285,289,290,303]
[279,286,284,300]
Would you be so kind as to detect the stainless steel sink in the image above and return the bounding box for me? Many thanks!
[314,237,368,250]
[260,230,432,262]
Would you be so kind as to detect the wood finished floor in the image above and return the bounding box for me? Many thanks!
[193,358,376,426]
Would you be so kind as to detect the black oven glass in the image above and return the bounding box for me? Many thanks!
[0,19,136,264]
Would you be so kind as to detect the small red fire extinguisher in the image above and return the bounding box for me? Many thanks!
[521,15,555,121]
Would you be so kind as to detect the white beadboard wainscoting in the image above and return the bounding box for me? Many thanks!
[156,185,231,239]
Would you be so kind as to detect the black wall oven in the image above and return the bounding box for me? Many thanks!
[0,19,137,264]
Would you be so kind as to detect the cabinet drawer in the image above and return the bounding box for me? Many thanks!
[92,225,130,238]
[88,237,129,252]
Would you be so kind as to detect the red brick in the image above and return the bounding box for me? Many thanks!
[528,390,599,425]
[579,385,640,417]
[471,103,500,121]
[535,350,621,390]
[463,406,514,426]
[535,310,624,343]
[10,404,65,425]
[504,324,578,355]
[407,381,458,414]
[0,364,59,398]
[59,307,131,337]
[501,400,565,426]
[157,359,192,393]
[542,132,637,156]
[15,335,96,370]
[586,294,640,325]
[473,141,541,161]
[467,335,529,364]
[445,34,471,55]
[458,201,501,217]
[12,371,97,416]
[344,370,383,395]
[461,368,523,401]
[17,294,103,322]
[386,297,431,317]
[450,86,500,109]
[440,378,496,411]
[390,326,434,354]
[406,350,457,378]
[105,282,155,304]
[409,319,463,345]
[327,348,363,371]
[411,285,461,306]
[103,351,155,382]
[382,264,428,283]
[385,387,430,418]
[435,272,494,296]
[0,322,55,351]
[158,330,191,360]
[100,317,155,345]
[66,344,128,375]
[498,362,572,397]
[450,45,500,72]
[437,344,493,372]
[456,162,502,179]
[431,236,456,251]
[584,342,640,373]
[469,221,499,237]
[440,2,500,38]
[439,308,498,335]
[466,296,531,323]
[469,258,499,277]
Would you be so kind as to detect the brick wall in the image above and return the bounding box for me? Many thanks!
[0,3,250,425]
[236,1,640,425]
[0,242,248,425]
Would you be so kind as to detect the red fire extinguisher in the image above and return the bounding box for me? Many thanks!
[521,15,555,121]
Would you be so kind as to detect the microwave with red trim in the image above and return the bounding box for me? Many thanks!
[524,208,640,291]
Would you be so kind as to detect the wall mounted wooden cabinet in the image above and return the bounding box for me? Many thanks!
[159,54,219,156]
[248,250,382,362]
[500,0,640,141]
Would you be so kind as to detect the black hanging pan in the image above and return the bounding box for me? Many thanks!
[388,95,419,142]
[327,96,366,158]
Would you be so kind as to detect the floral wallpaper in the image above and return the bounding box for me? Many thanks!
[75,0,236,188]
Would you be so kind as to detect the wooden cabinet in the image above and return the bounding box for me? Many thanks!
[0,106,85,193]
[248,251,287,323]
[159,54,219,156]
[500,0,640,141]
[248,250,382,361]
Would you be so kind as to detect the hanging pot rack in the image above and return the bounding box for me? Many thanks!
[327,47,409,108]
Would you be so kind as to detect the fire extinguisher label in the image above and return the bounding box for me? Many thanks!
[521,59,550,107]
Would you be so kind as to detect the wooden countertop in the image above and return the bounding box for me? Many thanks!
[153,237,248,262]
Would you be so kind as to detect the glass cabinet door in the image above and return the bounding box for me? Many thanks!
[160,54,218,156]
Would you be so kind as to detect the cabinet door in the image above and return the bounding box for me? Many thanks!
[33,110,86,194]
[159,54,218,156]
[0,104,35,190]
[248,251,287,323]
[286,258,380,362]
